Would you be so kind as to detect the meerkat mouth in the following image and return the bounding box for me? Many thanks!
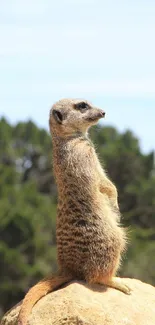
[87,117,100,122]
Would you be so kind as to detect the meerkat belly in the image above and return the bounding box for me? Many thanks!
[56,209,122,279]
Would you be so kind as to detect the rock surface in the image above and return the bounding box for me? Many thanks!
[1,278,155,325]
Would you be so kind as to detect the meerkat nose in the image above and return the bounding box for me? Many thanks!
[100,110,106,118]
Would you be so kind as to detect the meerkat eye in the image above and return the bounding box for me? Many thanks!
[75,102,89,111]
[52,109,63,124]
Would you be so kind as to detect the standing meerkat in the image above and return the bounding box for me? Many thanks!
[18,98,131,325]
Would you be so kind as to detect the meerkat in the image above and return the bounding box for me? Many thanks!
[18,98,131,325]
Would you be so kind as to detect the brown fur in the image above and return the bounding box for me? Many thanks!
[18,98,131,325]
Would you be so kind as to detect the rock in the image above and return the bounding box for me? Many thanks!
[1,278,155,325]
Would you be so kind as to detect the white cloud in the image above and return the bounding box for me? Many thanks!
[0,79,155,99]
[0,24,97,55]
[54,79,155,98]
[1,1,49,15]
[28,79,155,98]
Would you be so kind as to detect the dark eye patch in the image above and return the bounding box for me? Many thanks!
[75,102,90,111]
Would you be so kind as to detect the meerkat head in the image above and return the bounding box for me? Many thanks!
[49,98,105,137]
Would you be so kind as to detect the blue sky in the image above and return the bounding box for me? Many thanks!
[0,0,155,153]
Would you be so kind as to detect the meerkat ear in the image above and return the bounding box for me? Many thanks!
[52,109,63,124]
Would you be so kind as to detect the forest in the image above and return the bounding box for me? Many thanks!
[0,116,155,317]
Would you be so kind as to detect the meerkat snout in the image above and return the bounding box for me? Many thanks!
[92,109,105,119]
[85,108,105,122]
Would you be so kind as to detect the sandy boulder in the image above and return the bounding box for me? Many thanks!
[1,278,155,325]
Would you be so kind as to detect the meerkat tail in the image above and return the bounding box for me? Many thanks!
[17,274,74,325]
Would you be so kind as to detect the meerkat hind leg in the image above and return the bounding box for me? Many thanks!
[99,276,131,295]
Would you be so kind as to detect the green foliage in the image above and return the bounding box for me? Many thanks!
[0,117,155,316]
